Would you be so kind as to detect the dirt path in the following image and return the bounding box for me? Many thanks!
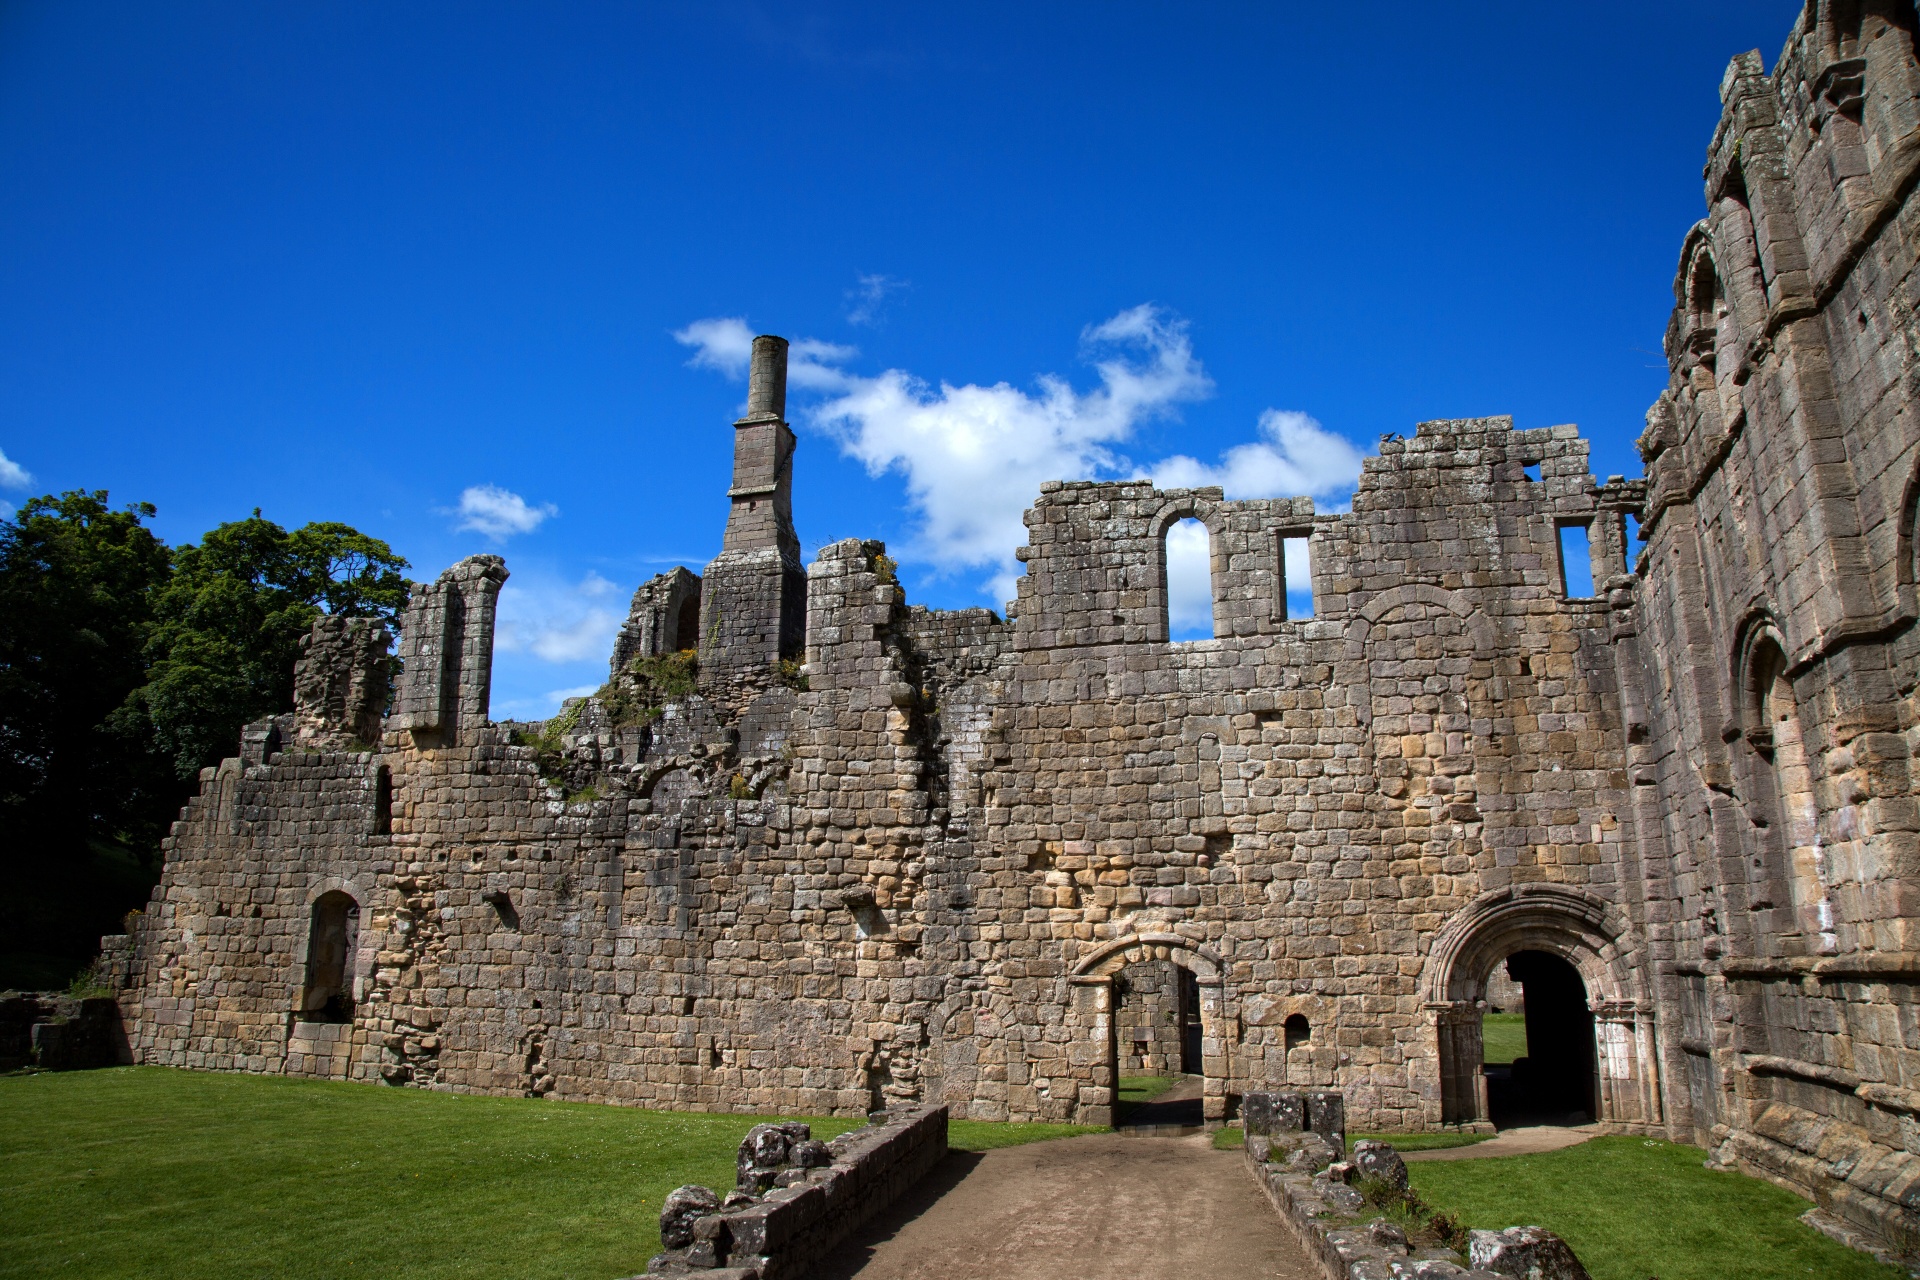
[818,1132,1316,1280]
[1402,1123,1601,1162]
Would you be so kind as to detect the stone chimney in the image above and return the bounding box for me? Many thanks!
[700,335,807,691]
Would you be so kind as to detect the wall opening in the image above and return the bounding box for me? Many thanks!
[1522,461,1542,483]
[1159,518,1205,640]
[1283,1013,1311,1054]
[1165,518,1215,640]
[1483,951,1597,1129]
[298,891,359,1023]
[1110,958,1204,1128]
[483,890,521,930]
[673,595,700,653]
[1741,634,1815,931]
[373,765,392,835]
[1557,522,1596,598]
[1280,534,1315,620]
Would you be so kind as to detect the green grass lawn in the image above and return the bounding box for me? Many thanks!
[1409,1135,1904,1280]
[0,1067,1091,1280]
[1116,1074,1177,1105]
[1480,1012,1527,1065]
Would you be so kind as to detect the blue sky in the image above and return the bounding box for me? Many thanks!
[0,1,1804,716]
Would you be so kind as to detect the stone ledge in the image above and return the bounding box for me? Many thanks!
[639,1104,947,1280]
[1238,1090,1592,1280]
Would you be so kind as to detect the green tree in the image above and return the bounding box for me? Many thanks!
[0,491,173,846]
[124,514,409,782]
[0,492,174,986]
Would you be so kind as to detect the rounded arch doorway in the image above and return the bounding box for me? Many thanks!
[1420,885,1660,1131]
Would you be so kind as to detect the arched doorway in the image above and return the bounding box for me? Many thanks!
[1481,950,1599,1128]
[1110,959,1205,1126]
[1069,933,1228,1126]
[1420,885,1659,1131]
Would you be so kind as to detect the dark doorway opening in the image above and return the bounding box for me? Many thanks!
[297,892,359,1023]
[673,596,701,653]
[1178,965,1202,1074]
[1483,950,1598,1128]
[1111,959,1204,1129]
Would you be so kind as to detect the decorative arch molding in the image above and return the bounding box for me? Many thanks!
[1346,584,1497,664]
[1417,883,1660,1129]
[1147,493,1227,541]
[1676,221,1719,319]
[1417,883,1638,1007]
[1069,932,1225,984]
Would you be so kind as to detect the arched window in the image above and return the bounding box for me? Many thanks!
[1739,632,1818,934]
[1164,518,1215,641]
[298,891,359,1023]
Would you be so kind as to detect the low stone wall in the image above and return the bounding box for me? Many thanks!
[1239,1090,1592,1280]
[641,1104,948,1280]
[0,993,129,1072]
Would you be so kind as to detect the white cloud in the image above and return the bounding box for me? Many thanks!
[0,447,31,491]
[846,273,908,326]
[451,484,558,540]
[495,571,624,664]
[673,303,1369,611]
[803,303,1213,602]
[1150,409,1365,500]
[789,338,859,390]
[674,317,755,377]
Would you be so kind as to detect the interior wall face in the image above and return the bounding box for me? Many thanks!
[109,0,1920,1257]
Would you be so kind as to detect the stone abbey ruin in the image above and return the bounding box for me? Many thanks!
[101,0,1920,1257]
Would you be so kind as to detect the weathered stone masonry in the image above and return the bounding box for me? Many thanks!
[109,2,1920,1258]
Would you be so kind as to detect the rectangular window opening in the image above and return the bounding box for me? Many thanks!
[1280,535,1315,620]
[1522,462,1542,483]
[1558,521,1596,599]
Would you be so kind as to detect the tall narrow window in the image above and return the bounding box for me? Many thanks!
[1557,522,1595,598]
[373,765,392,835]
[1280,534,1315,620]
[298,892,359,1023]
[1165,518,1214,641]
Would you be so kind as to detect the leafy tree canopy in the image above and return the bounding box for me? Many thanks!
[0,491,172,844]
[0,494,410,985]
[126,513,409,783]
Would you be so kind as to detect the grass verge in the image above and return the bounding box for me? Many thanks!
[1480,1012,1527,1065]
[1408,1135,1904,1280]
[0,1067,1087,1280]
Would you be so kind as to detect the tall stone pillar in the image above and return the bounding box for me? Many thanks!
[699,335,807,693]
[392,555,509,748]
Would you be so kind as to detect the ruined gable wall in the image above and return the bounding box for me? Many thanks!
[911,418,1651,1131]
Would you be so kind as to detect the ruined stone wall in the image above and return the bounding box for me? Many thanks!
[110,2,1920,1261]
[1626,0,1920,1250]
